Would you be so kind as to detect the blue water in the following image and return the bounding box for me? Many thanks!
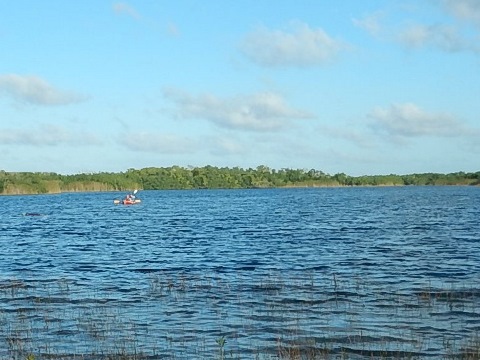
[1,187,479,359]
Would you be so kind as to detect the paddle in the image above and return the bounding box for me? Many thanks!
[113,189,139,204]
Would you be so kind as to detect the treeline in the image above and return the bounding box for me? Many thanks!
[1,166,479,195]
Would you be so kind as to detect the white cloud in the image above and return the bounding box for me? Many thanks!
[120,132,198,154]
[319,125,375,148]
[163,88,313,132]
[355,4,480,55]
[113,2,140,20]
[0,124,101,146]
[368,103,470,138]
[167,22,180,37]
[0,74,86,106]
[240,22,346,67]
[207,137,246,156]
[398,23,476,53]
[442,0,480,27]
[352,12,385,37]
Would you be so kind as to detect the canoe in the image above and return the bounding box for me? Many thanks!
[113,199,142,205]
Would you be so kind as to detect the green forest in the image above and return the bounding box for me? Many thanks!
[1,166,479,195]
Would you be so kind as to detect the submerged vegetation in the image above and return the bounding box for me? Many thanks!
[1,166,479,195]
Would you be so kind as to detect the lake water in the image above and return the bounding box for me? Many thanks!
[1,187,480,359]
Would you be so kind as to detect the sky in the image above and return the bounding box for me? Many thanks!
[1,1,479,176]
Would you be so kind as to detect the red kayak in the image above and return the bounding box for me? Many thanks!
[114,199,141,205]
[114,190,140,205]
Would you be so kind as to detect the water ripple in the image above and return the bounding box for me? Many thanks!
[0,187,479,358]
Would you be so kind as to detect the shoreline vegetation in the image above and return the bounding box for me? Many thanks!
[1,166,479,195]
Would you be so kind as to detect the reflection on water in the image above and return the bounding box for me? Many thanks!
[0,187,479,359]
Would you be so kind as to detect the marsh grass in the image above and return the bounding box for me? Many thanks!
[1,274,480,359]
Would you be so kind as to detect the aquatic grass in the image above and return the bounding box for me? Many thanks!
[1,274,480,359]
[276,337,332,359]
[0,279,28,298]
[456,333,480,360]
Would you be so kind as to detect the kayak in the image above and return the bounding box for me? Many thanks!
[114,199,142,205]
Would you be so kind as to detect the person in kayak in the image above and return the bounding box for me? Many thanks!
[125,189,137,202]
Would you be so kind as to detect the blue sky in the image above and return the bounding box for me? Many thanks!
[1,1,479,176]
